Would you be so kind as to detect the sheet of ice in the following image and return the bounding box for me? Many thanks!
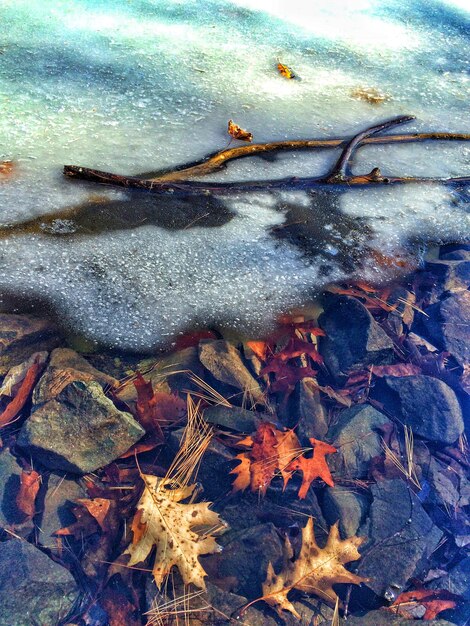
[0,0,469,349]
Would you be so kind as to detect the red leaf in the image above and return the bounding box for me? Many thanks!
[287,439,337,498]
[174,329,218,350]
[275,337,324,365]
[16,469,41,519]
[371,363,422,377]
[133,372,186,439]
[388,589,459,620]
[0,359,43,427]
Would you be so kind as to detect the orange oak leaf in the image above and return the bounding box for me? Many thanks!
[0,358,44,427]
[277,61,295,79]
[231,423,336,498]
[286,439,337,498]
[16,469,41,519]
[227,119,253,142]
[387,589,459,620]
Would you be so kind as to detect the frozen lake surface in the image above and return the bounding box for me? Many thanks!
[0,0,469,350]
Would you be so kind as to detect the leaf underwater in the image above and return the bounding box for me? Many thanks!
[262,518,367,618]
[125,473,226,589]
[231,422,336,498]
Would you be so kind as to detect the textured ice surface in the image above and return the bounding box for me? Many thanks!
[0,0,469,349]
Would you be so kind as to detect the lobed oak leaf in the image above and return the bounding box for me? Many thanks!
[227,119,253,142]
[230,423,335,499]
[286,439,336,498]
[262,518,367,618]
[387,588,459,620]
[125,474,226,589]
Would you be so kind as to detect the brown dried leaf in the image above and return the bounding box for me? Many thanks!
[125,474,226,589]
[262,518,366,617]
[227,119,253,142]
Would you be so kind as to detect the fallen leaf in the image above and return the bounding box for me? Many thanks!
[125,473,226,589]
[286,439,337,498]
[16,469,41,519]
[227,119,253,142]
[277,61,295,79]
[133,372,186,439]
[231,422,336,498]
[274,337,324,365]
[0,358,44,427]
[261,362,319,394]
[261,518,366,617]
[0,351,48,398]
[387,588,459,620]
[350,86,388,104]
[0,160,16,180]
[55,497,115,538]
[370,363,422,377]
[101,586,141,626]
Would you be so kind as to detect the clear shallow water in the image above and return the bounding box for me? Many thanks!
[0,0,469,350]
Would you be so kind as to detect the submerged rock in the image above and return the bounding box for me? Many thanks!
[291,378,329,439]
[322,486,371,538]
[0,447,33,533]
[17,380,145,474]
[358,479,443,599]
[421,291,470,367]
[327,404,391,479]
[425,259,470,294]
[0,539,79,626]
[318,295,394,380]
[35,472,86,551]
[33,347,118,405]
[373,375,464,445]
[217,522,284,598]
[199,340,264,404]
[0,314,60,375]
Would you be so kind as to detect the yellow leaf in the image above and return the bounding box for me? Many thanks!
[125,474,226,589]
[262,518,367,617]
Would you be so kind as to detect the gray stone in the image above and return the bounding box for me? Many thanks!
[33,348,118,405]
[218,523,284,598]
[374,375,464,444]
[318,296,394,379]
[0,447,32,532]
[421,291,470,367]
[203,405,265,433]
[199,340,264,404]
[327,404,391,479]
[358,479,443,598]
[293,378,329,439]
[17,380,145,474]
[0,539,78,626]
[35,472,86,550]
[117,346,204,406]
[0,314,60,375]
[322,486,371,537]
[426,259,470,293]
